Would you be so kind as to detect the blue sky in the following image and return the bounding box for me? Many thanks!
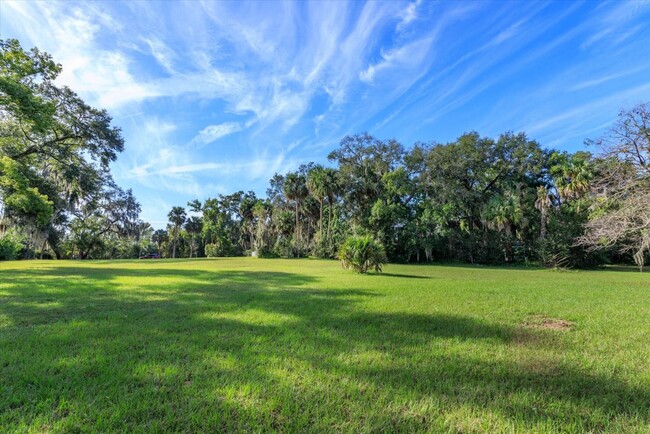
[2,0,650,227]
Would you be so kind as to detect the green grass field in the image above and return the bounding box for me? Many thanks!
[1,258,649,433]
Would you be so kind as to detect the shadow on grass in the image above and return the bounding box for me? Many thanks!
[597,265,644,273]
[370,272,431,279]
[1,266,648,431]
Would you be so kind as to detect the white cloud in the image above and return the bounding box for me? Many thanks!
[143,36,177,74]
[397,0,422,32]
[569,69,642,92]
[360,36,434,83]
[581,1,650,49]
[190,122,244,147]
[3,2,152,111]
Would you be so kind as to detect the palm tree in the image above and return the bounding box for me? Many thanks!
[167,206,186,258]
[484,193,523,262]
[306,166,328,240]
[151,229,167,254]
[535,186,552,240]
[283,172,308,251]
[551,153,593,204]
[187,199,202,213]
[322,168,338,243]
[184,216,203,258]
[485,194,522,236]
[238,192,257,251]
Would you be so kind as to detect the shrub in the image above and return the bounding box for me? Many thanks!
[0,230,25,260]
[204,243,220,258]
[338,235,387,273]
[205,240,241,258]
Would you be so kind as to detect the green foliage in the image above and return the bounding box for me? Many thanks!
[0,39,59,134]
[66,188,141,259]
[1,39,133,259]
[204,243,220,258]
[0,229,24,260]
[338,235,387,273]
[0,156,53,226]
[205,239,239,258]
[167,206,186,258]
[272,236,294,258]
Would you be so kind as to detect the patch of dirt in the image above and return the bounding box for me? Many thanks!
[523,315,575,331]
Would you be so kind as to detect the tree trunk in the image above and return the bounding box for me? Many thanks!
[327,198,333,243]
[319,198,323,240]
[24,230,32,259]
[634,249,645,272]
[295,201,300,257]
[40,240,47,259]
[172,226,178,258]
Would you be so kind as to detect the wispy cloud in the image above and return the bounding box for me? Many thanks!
[143,36,177,74]
[190,122,245,148]
[360,36,434,83]
[581,1,650,49]
[396,0,422,32]
[525,83,650,136]
[569,69,643,91]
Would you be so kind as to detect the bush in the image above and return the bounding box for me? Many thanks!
[271,236,308,258]
[204,243,220,258]
[0,230,25,260]
[205,240,241,258]
[338,235,387,273]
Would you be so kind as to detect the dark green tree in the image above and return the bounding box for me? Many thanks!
[167,206,186,259]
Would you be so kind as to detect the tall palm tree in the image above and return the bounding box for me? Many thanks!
[306,166,328,240]
[167,206,186,258]
[184,216,202,258]
[322,168,339,243]
[535,186,552,240]
[283,172,308,250]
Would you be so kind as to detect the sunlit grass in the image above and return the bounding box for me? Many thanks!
[1,258,649,432]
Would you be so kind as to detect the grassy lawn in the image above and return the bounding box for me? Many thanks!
[1,258,649,433]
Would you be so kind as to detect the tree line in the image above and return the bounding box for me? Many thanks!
[1,39,649,270]
[157,104,649,271]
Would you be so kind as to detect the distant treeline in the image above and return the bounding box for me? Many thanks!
[1,39,649,270]
[156,105,649,272]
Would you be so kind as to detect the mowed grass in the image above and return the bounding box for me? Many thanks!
[1,259,649,433]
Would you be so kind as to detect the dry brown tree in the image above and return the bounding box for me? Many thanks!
[577,103,650,271]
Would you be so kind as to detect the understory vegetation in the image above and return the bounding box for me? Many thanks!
[338,235,387,273]
[1,38,649,270]
[1,258,649,432]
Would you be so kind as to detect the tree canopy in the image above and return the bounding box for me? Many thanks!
[1,39,140,259]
